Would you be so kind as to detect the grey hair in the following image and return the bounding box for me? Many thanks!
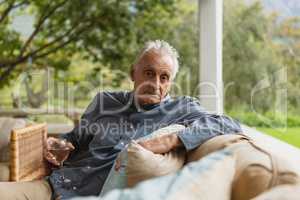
[133,40,180,80]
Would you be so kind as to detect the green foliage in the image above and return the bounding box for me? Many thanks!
[0,0,182,87]
[223,0,284,112]
[171,2,198,96]
[228,110,300,128]
[257,127,300,148]
[223,0,300,118]
[0,0,299,128]
[0,0,200,108]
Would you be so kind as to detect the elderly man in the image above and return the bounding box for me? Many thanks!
[0,40,241,200]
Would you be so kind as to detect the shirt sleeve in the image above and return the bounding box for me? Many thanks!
[60,93,101,150]
[177,99,242,151]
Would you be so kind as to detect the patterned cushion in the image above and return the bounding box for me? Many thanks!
[72,149,235,200]
[100,124,186,196]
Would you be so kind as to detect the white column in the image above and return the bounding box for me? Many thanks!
[198,0,223,114]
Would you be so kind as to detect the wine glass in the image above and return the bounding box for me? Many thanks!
[48,139,72,167]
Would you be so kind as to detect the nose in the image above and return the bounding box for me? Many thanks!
[152,75,160,90]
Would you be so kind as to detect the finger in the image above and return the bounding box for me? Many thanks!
[45,152,60,166]
[67,142,75,150]
[138,141,154,151]
[45,152,56,162]
[46,137,57,149]
[114,158,121,171]
[49,158,60,166]
[47,137,57,144]
[137,141,148,148]
[132,140,139,145]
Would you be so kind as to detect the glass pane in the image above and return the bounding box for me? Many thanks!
[224,0,300,147]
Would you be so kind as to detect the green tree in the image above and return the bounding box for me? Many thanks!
[0,0,181,87]
[275,17,300,113]
[1,0,200,108]
[223,0,284,112]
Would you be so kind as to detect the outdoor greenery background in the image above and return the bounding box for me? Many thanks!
[0,0,299,147]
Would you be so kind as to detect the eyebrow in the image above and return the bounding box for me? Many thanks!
[144,65,171,74]
[143,65,155,70]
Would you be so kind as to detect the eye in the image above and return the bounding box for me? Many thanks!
[145,70,154,78]
[160,74,170,82]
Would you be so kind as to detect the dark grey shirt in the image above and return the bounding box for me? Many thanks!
[48,91,242,199]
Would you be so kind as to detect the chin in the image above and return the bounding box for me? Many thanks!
[138,96,161,105]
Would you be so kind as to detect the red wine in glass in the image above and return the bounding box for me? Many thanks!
[48,139,72,167]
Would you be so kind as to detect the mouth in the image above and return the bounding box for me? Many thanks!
[134,92,162,105]
[140,93,160,98]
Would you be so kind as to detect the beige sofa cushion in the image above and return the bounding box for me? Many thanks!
[126,124,186,187]
[100,124,186,196]
[187,134,300,200]
[242,125,300,175]
[0,117,27,162]
[0,162,10,181]
[251,184,300,200]
[93,150,235,200]
[125,142,185,187]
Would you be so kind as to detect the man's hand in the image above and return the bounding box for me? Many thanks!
[138,134,183,154]
[44,137,75,166]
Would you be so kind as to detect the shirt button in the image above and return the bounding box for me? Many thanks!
[63,179,71,183]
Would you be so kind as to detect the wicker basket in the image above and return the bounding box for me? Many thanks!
[10,123,50,182]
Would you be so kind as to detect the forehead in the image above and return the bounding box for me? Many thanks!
[137,49,174,72]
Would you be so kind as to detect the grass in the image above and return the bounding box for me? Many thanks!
[256,127,300,148]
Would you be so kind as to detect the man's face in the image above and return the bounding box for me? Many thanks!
[131,49,174,105]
